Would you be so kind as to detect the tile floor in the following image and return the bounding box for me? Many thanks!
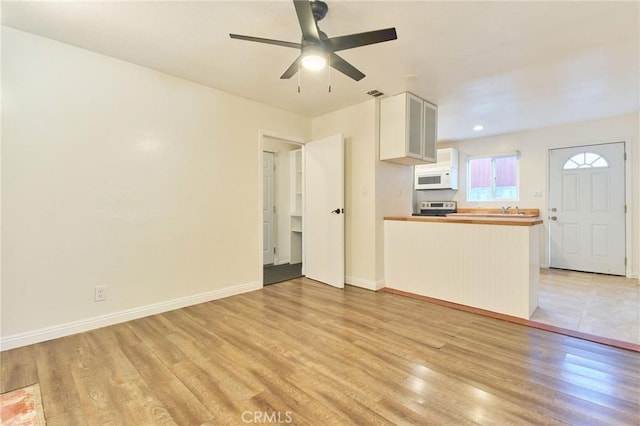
[531,268,640,344]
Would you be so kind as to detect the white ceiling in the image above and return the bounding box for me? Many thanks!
[2,0,639,141]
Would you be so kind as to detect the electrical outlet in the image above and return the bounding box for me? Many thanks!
[94,286,107,302]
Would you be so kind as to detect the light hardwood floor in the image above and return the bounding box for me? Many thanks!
[2,278,639,425]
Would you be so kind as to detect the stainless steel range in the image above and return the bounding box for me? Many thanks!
[412,201,457,217]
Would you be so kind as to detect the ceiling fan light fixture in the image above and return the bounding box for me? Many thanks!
[301,51,327,71]
[230,0,398,81]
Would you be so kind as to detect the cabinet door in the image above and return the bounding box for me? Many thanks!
[422,102,437,162]
[407,94,423,159]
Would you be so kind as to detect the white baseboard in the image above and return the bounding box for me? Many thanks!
[345,276,385,291]
[0,281,261,351]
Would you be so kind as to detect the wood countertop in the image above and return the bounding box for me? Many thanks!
[384,215,544,226]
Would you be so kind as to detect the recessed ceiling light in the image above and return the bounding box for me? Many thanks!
[473,125,484,131]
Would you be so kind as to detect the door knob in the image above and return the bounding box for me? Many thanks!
[551,207,557,212]
[550,216,558,221]
[331,208,343,214]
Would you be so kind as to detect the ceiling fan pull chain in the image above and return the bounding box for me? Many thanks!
[328,63,332,93]
[297,61,301,93]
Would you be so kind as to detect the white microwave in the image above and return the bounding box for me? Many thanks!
[414,166,458,190]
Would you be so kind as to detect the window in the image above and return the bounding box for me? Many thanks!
[467,153,519,201]
[562,152,608,169]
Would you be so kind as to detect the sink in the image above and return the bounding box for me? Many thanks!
[446,213,538,218]
[483,213,537,218]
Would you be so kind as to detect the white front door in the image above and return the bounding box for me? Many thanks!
[263,151,275,265]
[548,142,626,275]
[304,135,345,288]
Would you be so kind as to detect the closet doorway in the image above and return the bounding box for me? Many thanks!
[261,134,304,285]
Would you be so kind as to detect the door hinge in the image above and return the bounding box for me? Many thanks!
[625,257,627,266]
[625,205,627,213]
[273,205,276,213]
[624,152,627,161]
[273,247,276,254]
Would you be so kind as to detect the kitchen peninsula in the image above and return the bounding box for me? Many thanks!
[383,212,543,319]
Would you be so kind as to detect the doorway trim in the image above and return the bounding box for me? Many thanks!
[546,140,632,277]
[258,130,305,286]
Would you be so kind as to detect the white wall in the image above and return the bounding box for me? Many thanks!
[417,114,639,277]
[1,27,310,347]
[375,160,414,281]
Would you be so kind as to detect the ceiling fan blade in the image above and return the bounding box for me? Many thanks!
[326,28,398,52]
[230,34,301,49]
[280,56,302,79]
[329,53,365,81]
[293,0,320,41]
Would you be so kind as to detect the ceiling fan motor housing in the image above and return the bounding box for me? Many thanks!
[310,1,329,22]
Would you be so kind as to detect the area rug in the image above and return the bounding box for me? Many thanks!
[0,384,46,425]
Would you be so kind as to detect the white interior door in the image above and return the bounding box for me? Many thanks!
[304,134,344,288]
[548,142,626,275]
[263,151,275,265]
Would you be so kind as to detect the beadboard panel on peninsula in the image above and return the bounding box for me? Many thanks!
[384,219,541,319]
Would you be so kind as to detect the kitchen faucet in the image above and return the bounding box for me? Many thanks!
[501,206,511,214]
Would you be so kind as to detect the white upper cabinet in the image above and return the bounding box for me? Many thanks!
[380,92,438,165]
[422,101,437,162]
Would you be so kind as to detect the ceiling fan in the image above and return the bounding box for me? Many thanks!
[229,0,397,82]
